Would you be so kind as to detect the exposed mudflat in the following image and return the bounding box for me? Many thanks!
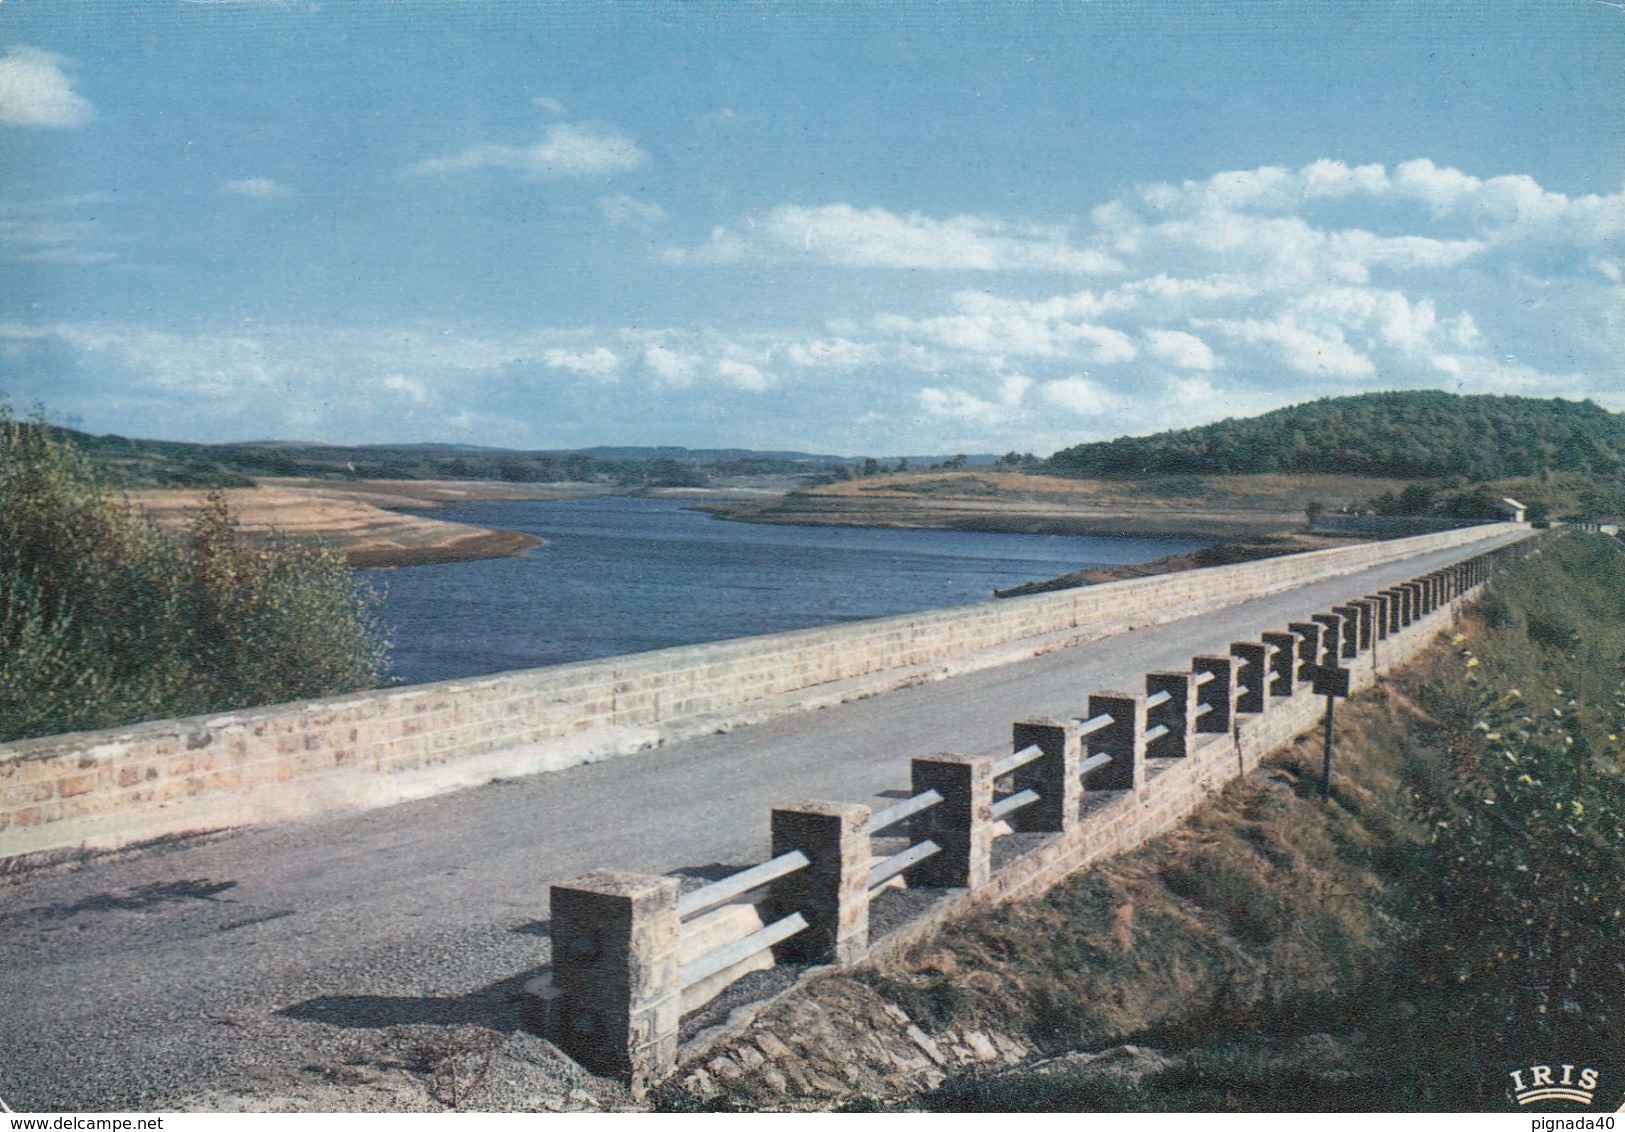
[129,481,560,569]
[707,470,1416,541]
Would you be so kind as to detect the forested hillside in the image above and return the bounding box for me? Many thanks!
[1046,392,1625,480]
[6,424,848,490]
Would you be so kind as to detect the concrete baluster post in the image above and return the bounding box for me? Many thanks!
[1229,641,1269,715]
[1379,589,1402,635]
[1288,622,1324,681]
[1261,632,1297,698]
[1367,594,1391,640]
[1192,654,1241,733]
[1145,672,1199,758]
[1311,612,1342,660]
[1332,606,1363,657]
[906,755,993,891]
[1010,719,1081,833]
[549,871,681,1093]
[768,801,871,966]
[1084,691,1146,794]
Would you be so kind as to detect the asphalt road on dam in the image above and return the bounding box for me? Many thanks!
[0,532,1526,1111]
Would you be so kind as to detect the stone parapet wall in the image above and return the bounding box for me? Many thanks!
[0,522,1522,865]
[667,544,1524,1083]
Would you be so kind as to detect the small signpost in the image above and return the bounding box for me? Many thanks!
[1311,664,1351,802]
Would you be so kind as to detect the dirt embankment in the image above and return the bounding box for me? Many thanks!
[708,470,1417,541]
[129,480,574,569]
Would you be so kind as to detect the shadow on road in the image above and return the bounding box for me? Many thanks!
[276,969,545,1032]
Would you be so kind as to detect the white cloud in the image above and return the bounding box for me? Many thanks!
[381,373,430,405]
[875,292,1138,363]
[542,346,621,379]
[1145,329,1216,370]
[1199,315,1376,379]
[785,337,869,368]
[643,345,700,386]
[716,358,775,391]
[998,374,1032,407]
[1039,376,1124,416]
[599,193,665,229]
[222,178,288,199]
[671,203,1120,273]
[410,123,648,179]
[0,47,93,129]
[918,387,1005,424]
[11,160,1622,454]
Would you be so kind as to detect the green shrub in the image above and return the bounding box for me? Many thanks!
[1,405,386,742]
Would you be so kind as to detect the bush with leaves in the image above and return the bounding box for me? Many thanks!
[1,405,387,742]
[1405,534,1625,1081]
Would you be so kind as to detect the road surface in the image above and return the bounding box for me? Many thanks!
[0,531,1525,1111]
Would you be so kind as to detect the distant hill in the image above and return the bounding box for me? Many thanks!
[25,426,994,490]
[1045,392,1625,481]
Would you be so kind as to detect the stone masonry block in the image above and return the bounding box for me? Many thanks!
[1010,718,1081,834]
[1312,612,1343,663]
[1192,654,1241,734]
[768,800,871,967]
[1229,642,1269,715]
[1288,622,1324,681]
[1084,691,1146,794]
[1260,633,1296,698]
[548,870,680,1091]
[1145,672,1198,759]
[1370,592,1392,637]
[1332,606,1364,657]
[907,754,993,891]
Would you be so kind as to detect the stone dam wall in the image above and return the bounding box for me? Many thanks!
[547,538,1535,1091]
[0,523,1524,866]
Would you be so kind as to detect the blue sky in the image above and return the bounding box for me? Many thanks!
[1,1,1621,456]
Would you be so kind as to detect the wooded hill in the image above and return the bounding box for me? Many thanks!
[13,428,852,491]
[1045,392,1624,481]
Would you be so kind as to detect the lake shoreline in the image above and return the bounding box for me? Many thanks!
[133,473,1373,576]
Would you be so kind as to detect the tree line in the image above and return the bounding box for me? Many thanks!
[1045,391,1625,482]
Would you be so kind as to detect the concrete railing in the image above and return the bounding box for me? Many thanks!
[543,536,1537,1092]
[0,523,1525,865]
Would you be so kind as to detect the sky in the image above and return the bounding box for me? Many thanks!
[0,1,1621,457]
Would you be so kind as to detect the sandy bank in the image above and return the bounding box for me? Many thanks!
[130,482,549,569]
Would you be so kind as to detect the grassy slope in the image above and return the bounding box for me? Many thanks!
[909,534,1625,1112]
[669,534,1625,1113]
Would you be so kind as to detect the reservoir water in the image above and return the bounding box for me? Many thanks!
[370,496,1205,686]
